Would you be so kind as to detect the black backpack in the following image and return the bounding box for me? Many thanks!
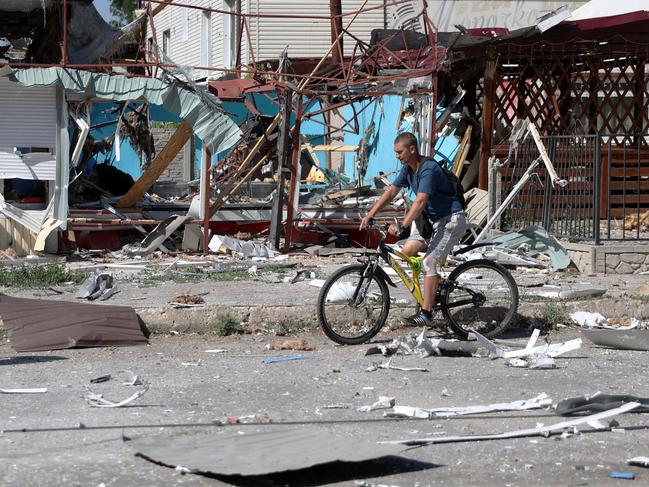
[435,160,466,209]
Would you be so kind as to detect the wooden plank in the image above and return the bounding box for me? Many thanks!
[117,122,193,209]
[479,57,498,190]
[452,126,472,177]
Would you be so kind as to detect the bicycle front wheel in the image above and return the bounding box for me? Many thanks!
[317,264,390,345]
[439,259,519,339]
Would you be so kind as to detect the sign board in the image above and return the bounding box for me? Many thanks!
[426,1,589,31]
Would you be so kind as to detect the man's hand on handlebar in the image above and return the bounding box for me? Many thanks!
[387,222,404,236]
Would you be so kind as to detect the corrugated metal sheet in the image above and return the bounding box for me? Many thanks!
[0,77,57,153]
[0,152,56,181]
[129,428,404,476]
[249,0,385,60]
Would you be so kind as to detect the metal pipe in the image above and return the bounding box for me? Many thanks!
[284,96,304,252]
[202,148,212,253]
[330,0,344,66]
[474,159,541,244]
[62,0,68,65]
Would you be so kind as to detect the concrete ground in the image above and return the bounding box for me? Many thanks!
[1,328,648,486]
[1,256,649,486]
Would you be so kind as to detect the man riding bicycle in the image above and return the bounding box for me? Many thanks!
[359,132,467,327]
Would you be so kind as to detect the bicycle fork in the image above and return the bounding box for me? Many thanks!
[351,261,378,307]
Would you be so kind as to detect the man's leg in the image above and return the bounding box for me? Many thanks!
[401,219,427,257]
[406,212,467,327]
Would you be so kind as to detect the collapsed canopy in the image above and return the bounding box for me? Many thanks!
[7,67,242,155]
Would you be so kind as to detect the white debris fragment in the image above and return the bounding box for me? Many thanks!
[376,358,428,372]
[84,384,149,408]
[209,235,275,258]
[385,393,552,419]
[384,401,640,445]
[507,354,556,369]
[119,370,143,386]
[627,456,649,468]
[570,311,607,328]
[358,396,396,412]
[204,349,228,353]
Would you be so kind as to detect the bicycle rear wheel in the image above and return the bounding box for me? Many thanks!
[317,264,390,345]
[439,259,518,339]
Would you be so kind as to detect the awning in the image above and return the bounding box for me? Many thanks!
[6,67,242,155]
[566,0,649,30]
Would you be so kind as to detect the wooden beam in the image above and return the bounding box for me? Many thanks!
[151,0,174,16]
[479,56,498,191]
[452,125,472,177]
[116,121,193,209]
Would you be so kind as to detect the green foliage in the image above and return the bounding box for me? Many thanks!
[537,302,570,329]
[0,265,86,288]
[109,0,138,27]
[208,313,241,336]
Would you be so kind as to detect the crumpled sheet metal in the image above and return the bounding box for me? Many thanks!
[209,234,275,258]
[75,273,117,300]
[366,329,477,358]
[555,393,649,416]
[85,383,149,408]
[8,67,242,155]
[0,294,148,352]
[487,225,571,271]
[582,329,649,351]
[128,429,404,477]
[386,393,552,419]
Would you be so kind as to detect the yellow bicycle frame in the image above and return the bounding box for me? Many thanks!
[385,250,424,306]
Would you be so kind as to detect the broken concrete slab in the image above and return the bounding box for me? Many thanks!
[127,429,404,477]
[0,294,148,352]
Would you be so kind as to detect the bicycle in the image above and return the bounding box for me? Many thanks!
[317,220,519,345]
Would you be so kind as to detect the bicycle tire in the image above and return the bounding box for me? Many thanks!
[317,264,390,345]
[439,259,519,339]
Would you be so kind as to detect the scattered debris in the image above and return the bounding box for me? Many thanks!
[75,273,118,301]
[384,401,641,445]
[0,294,148,352]
[523,287,606,300]
[623,210,649,232]
[268,339,316,351]
[358,396,396,412]
[386,393,552,419]
[321,404,352,410]
[555,392,649,416]
[571,312,642,330]
[209,235,275,259]
[370,358,428,372]
[265,355,315,364]
[283,269,316,283]
[221,415,273,425]
[0,388,48,394]
[627,457,649,468]
[204,349,228,354]
[470,330,581,368]
[127,429,404,477]
[366,329,477,357]
[170,291,206,306]
[85,385,149,408]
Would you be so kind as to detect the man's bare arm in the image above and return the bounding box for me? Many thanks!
[359,185,401,229]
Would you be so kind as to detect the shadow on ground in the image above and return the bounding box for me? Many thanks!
[199,456,442,487]
[0,355,67,366]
